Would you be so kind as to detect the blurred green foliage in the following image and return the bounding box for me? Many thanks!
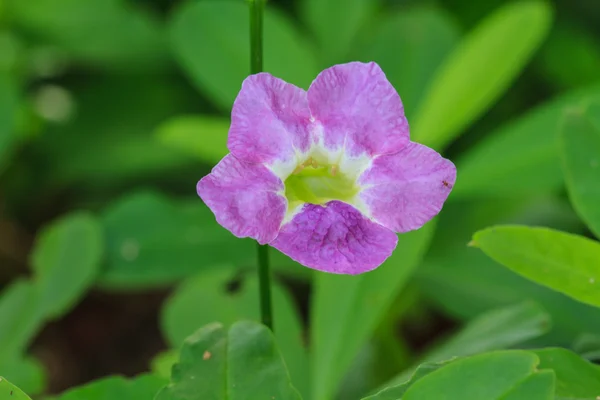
[0,0,599,398]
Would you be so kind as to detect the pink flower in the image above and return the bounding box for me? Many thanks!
[197,62,456,275]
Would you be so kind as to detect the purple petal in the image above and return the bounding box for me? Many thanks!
[228,73,312,168]
[307,62,409,157]
[197,154,286,244]
[270,201,398,274]
[359,142,456,233]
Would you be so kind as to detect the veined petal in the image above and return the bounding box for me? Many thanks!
[308,62,409,157]
[228,73,312,177]
[197,154,286,244]
[358,142,456,233]
[270,201,398,274]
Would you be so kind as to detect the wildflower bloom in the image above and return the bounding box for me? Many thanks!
[197,62,456,274]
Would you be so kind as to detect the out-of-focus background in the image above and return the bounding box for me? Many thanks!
[1,0,599,398]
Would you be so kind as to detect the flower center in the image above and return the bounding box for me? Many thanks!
[284,157,360,209]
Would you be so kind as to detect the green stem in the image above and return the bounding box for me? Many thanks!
[249,0,273,331]
[249,0,264,75]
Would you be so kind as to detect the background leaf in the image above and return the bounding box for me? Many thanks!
[5,0,167,69]
[472,225,600,308]
[161,269,309,398]
[31,212,103,317]
[155,321,301,400]
[402,351,553,400]
[560,103,600,238]
[303,0,376,65]
[355,6,461,117]
[412,1,553,149]
[99,191,253,288]
[0,73,17,170]
[378,302,550,391]
[533,348,600,399]
[169,0,318,110]
[0,376,31,400]
[155,116,229,165]
[453,84,600,199]
[53,375,166,400]
[310,223,434,400]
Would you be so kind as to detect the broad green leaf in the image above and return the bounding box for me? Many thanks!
[303,0,376,65]
[472,225,600,308]
[0,280,44,362]
[356,7,461,117]
[0,376,31,400]
[155,116,229,164]
[31,212,103,317]
[155,321,301,400]
[378,302,550,391]
[501,371,555,400]
[533,348,600,399]
[402,351,553,400]
[170,0,318,110]
[560,105,600,238]
[151,350,179,380]
[417,198,600,344]
[453,84,600,199]
[54,375,166,400]
[311,223,435,400]
[6,0,167,69]
[161,269,308,398]
[99,191,253,288]
[412,1,552,149]
[361,360,452,400]
[0,357,46,395]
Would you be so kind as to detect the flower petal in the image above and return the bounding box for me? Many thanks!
[197,154,286,244]
[270,201,398,274]
[308,61,409,157]
[358,142,456,232]
[228,73,312,174]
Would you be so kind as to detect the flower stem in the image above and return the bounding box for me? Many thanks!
[249,0,273,331]
[249,0,264,75]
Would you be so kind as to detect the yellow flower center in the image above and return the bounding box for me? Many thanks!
[284,157,360,209]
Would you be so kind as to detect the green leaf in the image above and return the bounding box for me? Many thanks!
[155,115,229,164]
[31,212,103,318]
[0,280,44,362]
[169,0,318,110]
[6,0,167,70]
[560,105,600,238]
[155,321,301,400]
[54,375,166,400]
[402,351,553,400]
[500,371,555,400]
[303,0,376,65]
[453,84,600,199]
[310,223,435,400]
[417,198,600,344]
[356,6,461,117]
[361,360,452,400]
[0,357,46,395]
[0,73,17,170]
[472,225,600,308]
[377,302,550,392]
[151,350,179,380]
[99,191,253,288]
[161,269,308,398]
[0,376,31,400]
[412,1,553,149]
[533,348,600,399]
